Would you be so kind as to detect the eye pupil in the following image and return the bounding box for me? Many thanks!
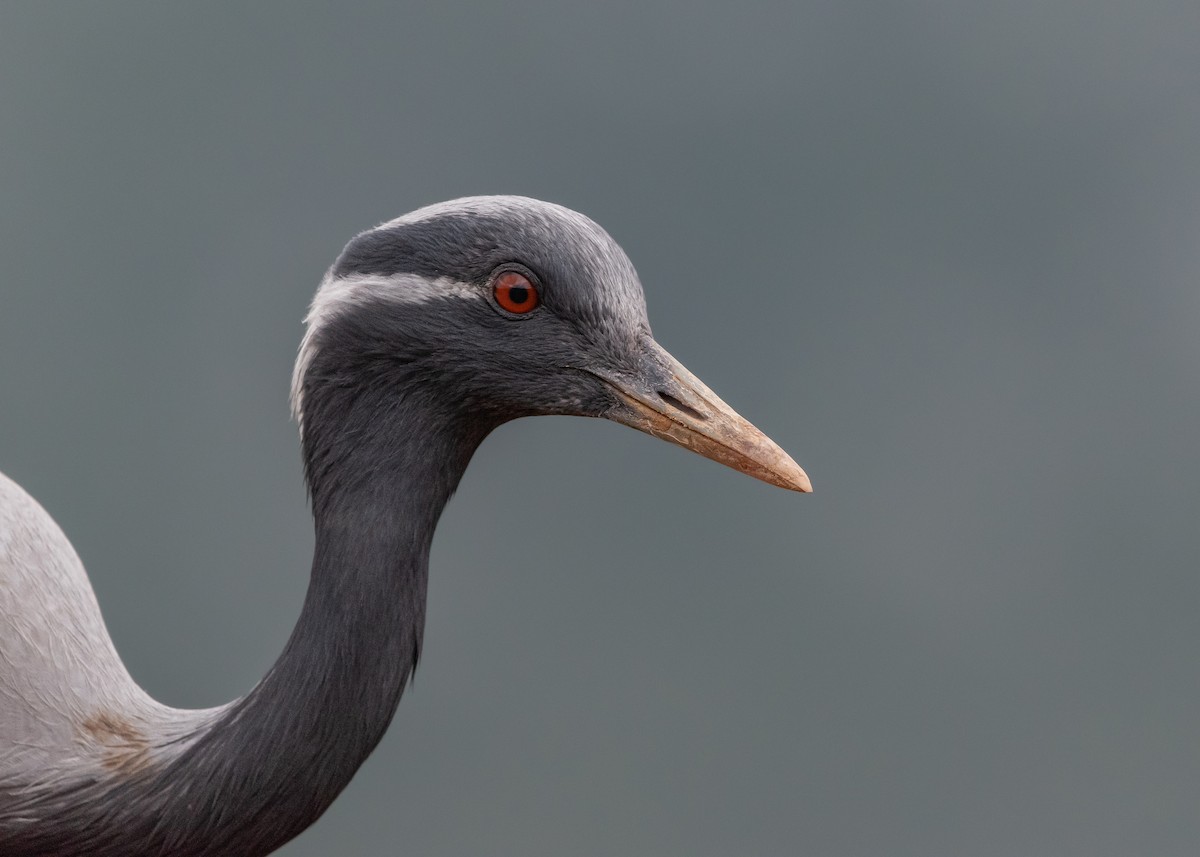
[493,272,539,314]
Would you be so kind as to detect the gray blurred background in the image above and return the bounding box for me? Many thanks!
[1,2,1198,855]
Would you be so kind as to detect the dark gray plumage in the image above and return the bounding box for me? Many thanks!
[0,196,809,856]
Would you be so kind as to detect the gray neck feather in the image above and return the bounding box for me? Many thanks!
[2,371,491,856]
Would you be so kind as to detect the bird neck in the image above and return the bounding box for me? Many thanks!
[171,395,489,854]
[29,392,491,857]
[2,361,498,856]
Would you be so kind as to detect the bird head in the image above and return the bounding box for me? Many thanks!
[291,196,810,494]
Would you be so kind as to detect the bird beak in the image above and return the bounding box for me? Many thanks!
[596,340,812,493]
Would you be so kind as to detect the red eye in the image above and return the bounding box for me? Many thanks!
[493,271,539,314]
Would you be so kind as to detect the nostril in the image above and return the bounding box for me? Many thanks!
[656,390,707,421]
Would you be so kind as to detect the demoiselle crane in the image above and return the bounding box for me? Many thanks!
[0,197,810,855]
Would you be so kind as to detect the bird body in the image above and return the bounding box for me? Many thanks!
[0,471,221,786]
[0,197,809,855]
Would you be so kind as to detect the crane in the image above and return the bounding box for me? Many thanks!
[0,196,810,856]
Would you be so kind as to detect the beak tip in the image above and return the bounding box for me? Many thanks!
[780,465,813,494]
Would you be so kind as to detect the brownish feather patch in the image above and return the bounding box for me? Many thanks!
[81,711,152,775]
